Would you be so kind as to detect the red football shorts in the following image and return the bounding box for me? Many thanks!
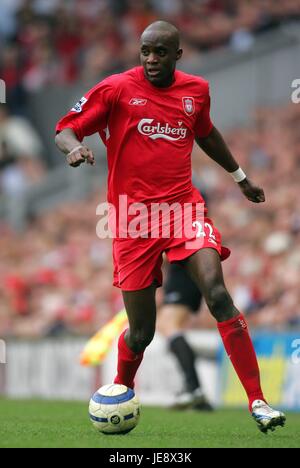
[112,216,230,291]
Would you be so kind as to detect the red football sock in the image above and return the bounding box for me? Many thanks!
[217,313,266,411]
[114,329,144,389]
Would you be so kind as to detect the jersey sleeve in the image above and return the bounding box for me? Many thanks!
[194,81,214,138]
[55,77,116,142]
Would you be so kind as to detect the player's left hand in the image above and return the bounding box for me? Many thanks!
[238,178,265,203]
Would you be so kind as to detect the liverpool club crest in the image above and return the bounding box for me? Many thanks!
[182,97,195,116]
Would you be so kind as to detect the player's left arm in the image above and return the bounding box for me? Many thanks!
[195,122,265,203]
[195,127,265,204]
[195,81,265,204]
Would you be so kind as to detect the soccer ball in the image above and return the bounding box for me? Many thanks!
[89,384,140,434]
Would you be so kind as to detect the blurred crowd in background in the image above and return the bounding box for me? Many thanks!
[0,0,300,337]
[1,0,300,196]
[1,102,299,337]
[1,0,300,110]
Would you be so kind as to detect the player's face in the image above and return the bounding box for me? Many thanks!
[140,33,182,87]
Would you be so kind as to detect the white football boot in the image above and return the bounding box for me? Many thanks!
[251,400,286,433]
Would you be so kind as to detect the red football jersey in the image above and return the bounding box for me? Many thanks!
[56,66,213,209]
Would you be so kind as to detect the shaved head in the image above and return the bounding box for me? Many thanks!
[140,21,182,87]
[141,21,180,49]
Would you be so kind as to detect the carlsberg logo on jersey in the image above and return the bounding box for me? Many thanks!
[138,119,187,141]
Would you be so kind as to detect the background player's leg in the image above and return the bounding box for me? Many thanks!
[158,304,201,393]
[114,284,157,389]
[158,304,189,337]
[182,248,265,409]
[158,303,213,410]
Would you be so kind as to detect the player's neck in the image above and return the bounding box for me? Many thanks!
[152,74,175,88]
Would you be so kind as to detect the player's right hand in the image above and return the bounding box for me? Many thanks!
[66,145,95,167]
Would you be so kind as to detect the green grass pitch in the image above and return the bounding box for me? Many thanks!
[0,399,299,448]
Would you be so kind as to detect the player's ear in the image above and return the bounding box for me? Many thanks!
[176,49,183,61]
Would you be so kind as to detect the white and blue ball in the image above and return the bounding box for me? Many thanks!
[89,384,140,434]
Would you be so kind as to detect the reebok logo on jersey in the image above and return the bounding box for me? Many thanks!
[137,119,187,141]
[129,98,147,106]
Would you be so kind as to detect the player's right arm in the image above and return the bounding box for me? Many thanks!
[55,77,115,168]
[55,128,95,167]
